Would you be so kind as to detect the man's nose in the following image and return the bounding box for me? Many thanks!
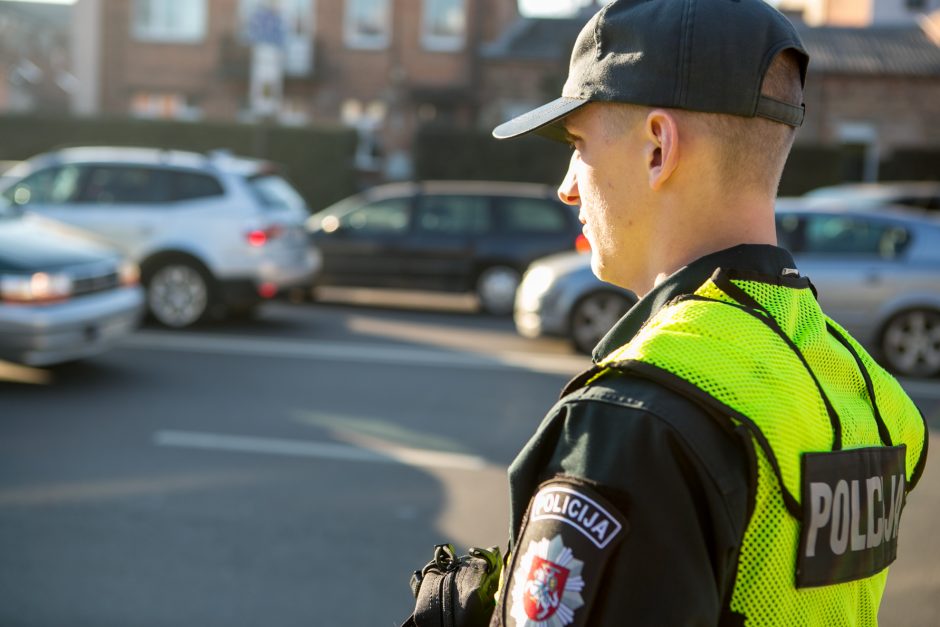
[557,154,580,206]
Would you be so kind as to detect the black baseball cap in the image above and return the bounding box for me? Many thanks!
[493,0,809,141]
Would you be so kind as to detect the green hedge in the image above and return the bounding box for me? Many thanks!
[414,126,939,197]
[414,126,572,185]
[879,149,940,182]
[0,114,358,210]
[779,146,845,196]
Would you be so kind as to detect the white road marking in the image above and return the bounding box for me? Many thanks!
[153,430,490,472]
[123,331,589,376]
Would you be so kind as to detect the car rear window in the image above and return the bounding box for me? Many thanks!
[497,197,569,234]
[171,171,225,201]
[246,174,307,213]
[801,214,911,258]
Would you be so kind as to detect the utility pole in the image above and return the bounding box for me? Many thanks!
[247,0,286,157]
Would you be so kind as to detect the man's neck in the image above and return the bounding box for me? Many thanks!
[646,194,778,294]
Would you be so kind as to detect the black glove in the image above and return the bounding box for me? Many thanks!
[401,543,502,627]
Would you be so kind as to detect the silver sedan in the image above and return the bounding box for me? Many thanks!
[777,202,940,378]
[515,204,940,378]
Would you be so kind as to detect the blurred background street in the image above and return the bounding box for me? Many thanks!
[0,0,938,624]
[1,295,939,626]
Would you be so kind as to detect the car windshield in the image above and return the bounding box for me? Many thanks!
[0,194,20,220]
[246,174,307,214]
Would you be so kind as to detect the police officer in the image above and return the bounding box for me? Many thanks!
[486,1,929,625]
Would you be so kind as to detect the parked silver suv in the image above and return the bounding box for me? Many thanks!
[1,147,320,328]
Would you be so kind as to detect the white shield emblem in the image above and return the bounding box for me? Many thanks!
[509,535,585,626]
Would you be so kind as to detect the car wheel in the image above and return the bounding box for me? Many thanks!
[570,291,632,355]
[476,265,521,316]
[146,262,213,329]
[880,308,940,378]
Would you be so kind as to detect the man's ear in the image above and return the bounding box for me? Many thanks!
[645,110,680,191]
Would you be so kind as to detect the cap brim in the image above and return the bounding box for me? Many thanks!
[492,97,588,141]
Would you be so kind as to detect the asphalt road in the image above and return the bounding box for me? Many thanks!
[1,296,938,627]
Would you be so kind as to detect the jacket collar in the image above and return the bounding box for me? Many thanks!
[592,244,798,363]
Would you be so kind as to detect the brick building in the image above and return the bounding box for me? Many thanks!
[0,0,73,114]
[66,0,940,183]
[482,1,940,182]
[789,0,940,26]
[71,0,520,178]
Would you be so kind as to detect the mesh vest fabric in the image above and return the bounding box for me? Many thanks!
[586,272,926,626]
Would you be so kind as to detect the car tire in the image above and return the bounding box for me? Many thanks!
[879,308,940,378]
[476,265,521,316]
[569,291,633,355]
[146,261,214,329]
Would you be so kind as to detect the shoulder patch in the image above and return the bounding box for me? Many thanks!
[499,478,628,626]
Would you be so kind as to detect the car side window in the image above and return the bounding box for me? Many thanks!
[803,215,909,259]
[78,166,173,204]
[171,171,225,201]
[775,213,804,253]
[498,197,568,234]
[416,195,490,235]
[341,198,411,233]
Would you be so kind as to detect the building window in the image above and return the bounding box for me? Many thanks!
[132,0,207,43]
[421,0,466,51]
[238,0,316,76]
[344,0,391,50]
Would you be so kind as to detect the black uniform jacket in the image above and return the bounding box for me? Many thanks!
[493,245,801,626]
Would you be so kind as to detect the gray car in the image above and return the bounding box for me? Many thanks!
[0,203,144,367]
[776,201,940,378]
[804,181,940,213]
[516,203,940,378]
[514,251,636,355]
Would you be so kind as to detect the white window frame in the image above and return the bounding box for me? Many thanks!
[344,0,391,50]
[421,0,466,52]
[132,0,207,43]
[837,122,880,183]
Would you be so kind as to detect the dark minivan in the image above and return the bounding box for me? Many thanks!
[306,181,584,314]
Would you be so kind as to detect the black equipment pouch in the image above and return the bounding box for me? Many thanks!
[401,544,502,627]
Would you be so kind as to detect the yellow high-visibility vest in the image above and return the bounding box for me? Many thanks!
[586,269,927,625]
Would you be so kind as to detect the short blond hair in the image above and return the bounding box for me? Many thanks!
[700,50,804,194]
[603,51,803,195]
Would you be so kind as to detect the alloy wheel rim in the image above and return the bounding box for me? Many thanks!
[479,268,519,314]
[148,265,208,328]
[573,293,627,351]
[882,310,940,377]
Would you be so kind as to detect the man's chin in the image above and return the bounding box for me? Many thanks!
[592,256,639,294]
[591,256,618,284]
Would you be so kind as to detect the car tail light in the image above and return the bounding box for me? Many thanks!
[575,233,591,254]
[247,225,284,247]
[258,283,278,298]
